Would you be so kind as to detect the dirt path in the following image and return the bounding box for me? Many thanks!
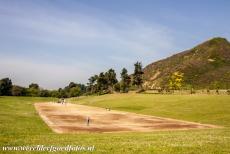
[34,102,220,133]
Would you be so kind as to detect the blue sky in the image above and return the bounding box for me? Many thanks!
[0,0,230,89]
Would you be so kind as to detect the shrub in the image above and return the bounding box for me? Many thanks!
[11,85,26,96]
[114,83,121,92]
[227,89,230,95]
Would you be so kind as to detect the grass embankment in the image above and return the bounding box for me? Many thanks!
[0,95,230,154]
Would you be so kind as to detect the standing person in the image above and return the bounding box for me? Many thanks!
[86,117,90,126]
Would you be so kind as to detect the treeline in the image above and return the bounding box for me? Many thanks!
[86,62,144,95]
[0,61,144,97]
[0,78,86,98]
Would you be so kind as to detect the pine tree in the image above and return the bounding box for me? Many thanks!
[132,62,144,89]
[105,69,118,93]
[120,68,131,93]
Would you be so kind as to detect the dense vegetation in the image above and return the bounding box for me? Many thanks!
[86,62,144,95]
[0,78,86,98]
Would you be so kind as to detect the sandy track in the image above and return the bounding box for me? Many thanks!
[34,102,219,133]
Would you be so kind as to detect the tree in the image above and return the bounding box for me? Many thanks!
[39,89,50,97]
[97,72,108,93]
[64,82,86,97]
[0,78,13,96]
[88,76,97,86]
[69,87,81,97]
[0,78,87,98]
[27,87,40,97]
[11,85,26,96]
[29,83,39,89]
[75,83,86,95]
[105,69,118,93]
[68,82,77,89]
[27,83,40,96]
[132,62,144,89]
[169,71,184,90]
[50,90,59,97]
[114,83,121,92]
[57,88,67,98]
[87,75,98,93]
[120,68,131,93]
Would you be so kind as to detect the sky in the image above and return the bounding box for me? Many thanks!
[0,0,230,89]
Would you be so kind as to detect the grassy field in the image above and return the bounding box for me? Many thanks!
[1,94,230,154]
[70,93,230,127]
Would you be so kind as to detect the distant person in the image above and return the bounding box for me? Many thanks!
[61,98,64,104]
[86,117,90,126]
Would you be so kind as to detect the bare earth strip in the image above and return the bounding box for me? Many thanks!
[34,102,220,133]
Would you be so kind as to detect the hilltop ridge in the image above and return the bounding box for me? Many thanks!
[143,37,230,89]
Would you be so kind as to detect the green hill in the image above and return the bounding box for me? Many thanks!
[143,37,230,89]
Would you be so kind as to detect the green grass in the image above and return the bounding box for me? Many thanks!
[1,95,230,154]
[70,94,230,127]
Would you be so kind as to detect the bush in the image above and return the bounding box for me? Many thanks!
[50,90,59,97]
[39,90,50,97]
[114,83,121,92]
[26,88,40,97]
[227,89,230,95]
[0,78,12,96]
[11,85,26,96]
[69,87,81,97]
